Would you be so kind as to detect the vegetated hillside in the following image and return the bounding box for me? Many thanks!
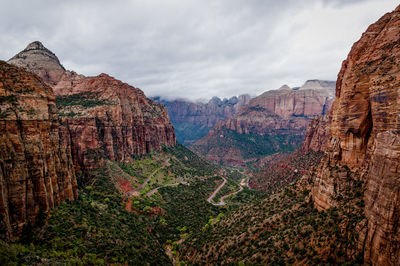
[0,61,77,239]
[111,143,220,197]
[192,81,335,167]
[153,95,250,145]
[8,41,176,171]
[178,175,365,264]
[0,169,172,265]
[250,114,330,193]
[194,127,304,168]
[250,150,324,193]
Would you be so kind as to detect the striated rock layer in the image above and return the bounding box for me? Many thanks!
[310,6,400,265]
[0,61,77,239]
[153,95,251,145]
[8,42,176,170]
[55,74,176,170]
[300,115,330,153]
[192,80,335,167]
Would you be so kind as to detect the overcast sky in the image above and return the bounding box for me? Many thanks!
[0,0,398,101]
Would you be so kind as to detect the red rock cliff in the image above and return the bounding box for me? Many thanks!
[311,6,400,265]
[54,73,176,170]
[0,61,77,239]
[300,115,330,153]
[8,42,176,170]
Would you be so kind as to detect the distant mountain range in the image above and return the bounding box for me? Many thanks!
[152,95,251,145]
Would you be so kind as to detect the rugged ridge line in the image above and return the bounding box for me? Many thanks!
[153,95,251,145]
[8,42,176,170]
[192,80,335,167]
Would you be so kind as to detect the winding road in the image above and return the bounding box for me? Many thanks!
[125,158,170,197]
[208,177,248,206]
[144,181,187,197]
[207,177,227,204]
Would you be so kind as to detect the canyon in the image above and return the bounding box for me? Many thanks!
[1,3,400,265]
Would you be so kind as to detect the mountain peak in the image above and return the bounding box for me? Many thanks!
[278,84,291,90]
[25,41,46,51]
[300,80,335,90]
[8,41,66,85]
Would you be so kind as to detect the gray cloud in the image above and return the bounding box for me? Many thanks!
[0,0,398,100]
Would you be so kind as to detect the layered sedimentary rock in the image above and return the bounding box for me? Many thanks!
[55,74,176,170]
[0,61,77,239]
[153,95,250,145]
[300,115,330,153]
[8,42,176,170]
[192,80,335,167]
[310,6,400,265]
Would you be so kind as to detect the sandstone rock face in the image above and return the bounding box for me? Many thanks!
[153,94,250,145]
[192,80,335,167]
[0,61,77,239]
[300,115,330,153]
[55,74,176,170]
[311,6,400,265]
[8,42,176,170]
[8,41,66,86]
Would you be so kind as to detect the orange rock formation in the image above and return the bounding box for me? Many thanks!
[311,6,400,265]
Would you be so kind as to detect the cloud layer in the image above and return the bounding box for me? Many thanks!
[0,0,398,100]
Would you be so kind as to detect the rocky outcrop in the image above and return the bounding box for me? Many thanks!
[192,80,335,167]
[153,95,250,145]
[8,42,176,170]
[310,6,400,265]
[300,115,330,153]
[0,61,77,239]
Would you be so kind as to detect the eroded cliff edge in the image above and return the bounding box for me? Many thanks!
[0,61,77,239]
[310,6,400,265]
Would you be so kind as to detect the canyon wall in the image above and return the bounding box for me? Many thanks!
[55,73,176,170]
[0,61,77,239]
[300,115,330,153]
[310,6,400,265]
